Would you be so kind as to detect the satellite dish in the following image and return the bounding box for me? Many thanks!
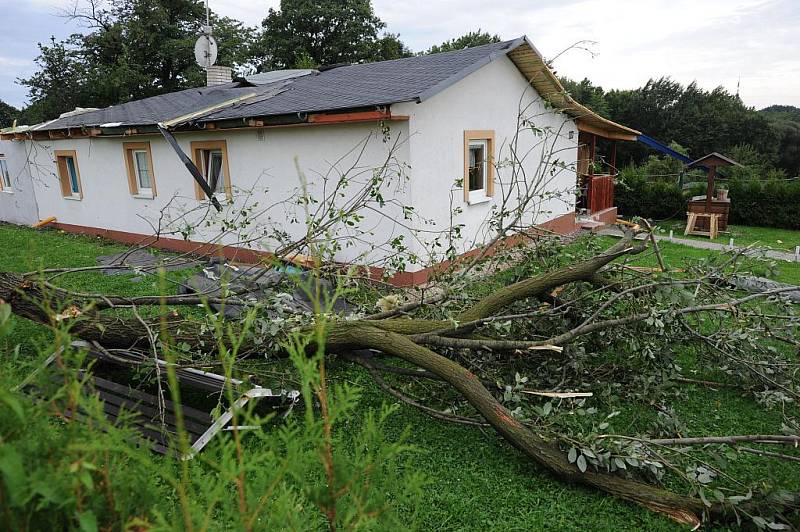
[194,31,218,69]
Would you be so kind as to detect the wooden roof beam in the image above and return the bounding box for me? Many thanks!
[577,121,638,142]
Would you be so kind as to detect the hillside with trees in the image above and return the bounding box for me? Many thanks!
[561,77,800,177]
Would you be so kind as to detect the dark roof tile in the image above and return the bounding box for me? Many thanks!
[36,40,520,131]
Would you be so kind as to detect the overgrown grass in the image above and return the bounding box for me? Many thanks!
[659,221,800,253]
[1,223,798,530]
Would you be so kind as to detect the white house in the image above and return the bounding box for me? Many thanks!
[0,37,638,285]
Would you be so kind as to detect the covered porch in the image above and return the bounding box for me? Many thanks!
[575,120,640,228]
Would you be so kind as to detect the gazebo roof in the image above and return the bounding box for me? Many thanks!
[687,152,742,168]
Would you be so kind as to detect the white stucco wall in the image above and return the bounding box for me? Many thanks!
[19,122,413,267]
[1,55,578,273]
[0,139,39,225]
[394,55,578,264]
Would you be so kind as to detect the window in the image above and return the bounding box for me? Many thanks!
[55,150,82,199]
[191,140,231,200]
[123,142,157,198]
[463,130,494,204]
[0,157,11,191]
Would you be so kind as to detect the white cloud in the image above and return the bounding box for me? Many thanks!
[0,56,32,68]
[2,0,798,109]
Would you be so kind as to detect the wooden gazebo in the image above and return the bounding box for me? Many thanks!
[685,152,741,238]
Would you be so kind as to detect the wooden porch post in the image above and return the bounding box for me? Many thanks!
[610,141,617,174]
[589,134,596,176]
[705,165,716,212]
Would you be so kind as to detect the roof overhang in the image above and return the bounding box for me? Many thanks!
[504,37,640,141]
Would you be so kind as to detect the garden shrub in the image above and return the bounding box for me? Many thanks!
[615,171,689,221]
[616,168,800,229]
[728,178,800,229]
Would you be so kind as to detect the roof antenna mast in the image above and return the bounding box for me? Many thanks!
[194,0,218,70]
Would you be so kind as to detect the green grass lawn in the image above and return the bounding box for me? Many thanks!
[659,221,800,253]
[1,223,798,530]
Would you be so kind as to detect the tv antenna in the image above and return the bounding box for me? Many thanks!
[194,0,217,69]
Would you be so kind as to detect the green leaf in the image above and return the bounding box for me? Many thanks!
[752,516,768,529]
[0,390,25,422]
[766,521,789,530]
[78,510,98,532]
[0,447,27,507]
[79,470,94,490]
[568,447,577,464]
[576,454,587,473]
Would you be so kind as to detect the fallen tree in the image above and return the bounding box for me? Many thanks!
[2,227,798,527]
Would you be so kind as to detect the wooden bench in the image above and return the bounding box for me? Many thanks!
[685,212,721,239]
[20,341,299,459]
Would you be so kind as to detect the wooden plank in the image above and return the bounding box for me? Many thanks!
[307,110,391,124]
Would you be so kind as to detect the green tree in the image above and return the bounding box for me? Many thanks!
[560,77,609,117]
[423,30,500,55]
[596,77,778,169]
[761,106,800,177]
[252,0,407,70]
[19,0,257,123]
[0,100,21,128]
[18,36,92,124]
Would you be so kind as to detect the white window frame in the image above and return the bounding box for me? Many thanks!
[467,139,490,204]
[0,158,11,192]
[132,149,154,197]
[199,148,226,196]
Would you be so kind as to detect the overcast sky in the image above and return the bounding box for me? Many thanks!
[1,0,797,110]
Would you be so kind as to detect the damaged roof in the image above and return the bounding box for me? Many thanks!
[25,36,639,139]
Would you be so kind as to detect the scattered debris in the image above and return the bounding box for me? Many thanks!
[727,275,800,303]
[54,306,82,321]
[178,260,357,317]
[96,249,200,276]
[32,216,57,229]
[22,341,299,459]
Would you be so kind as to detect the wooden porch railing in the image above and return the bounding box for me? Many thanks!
[586,174,615,213]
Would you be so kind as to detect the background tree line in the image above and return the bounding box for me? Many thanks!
[0,0,499,126]
[561,77,800,177]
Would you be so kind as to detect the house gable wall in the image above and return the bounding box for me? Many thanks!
[394,55,579,264]
[0,139,39,225]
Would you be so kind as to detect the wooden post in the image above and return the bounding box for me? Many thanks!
[610,141,617,174]
[705,165,716,212]
[589,134,596,176]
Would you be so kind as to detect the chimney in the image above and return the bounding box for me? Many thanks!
[206,65,232,86]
